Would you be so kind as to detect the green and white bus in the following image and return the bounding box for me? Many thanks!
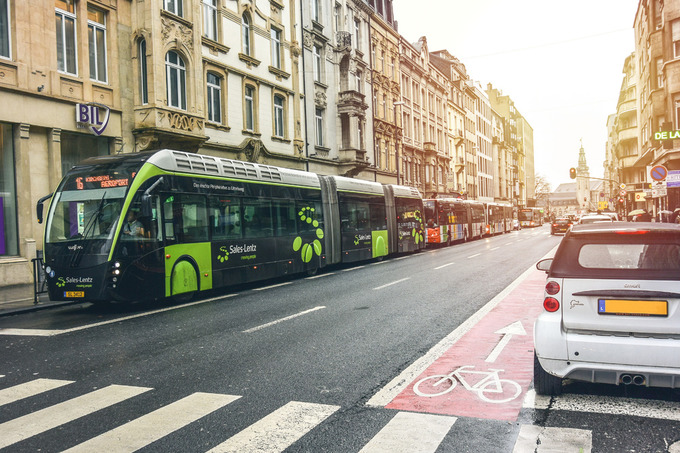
[38,150,425,303]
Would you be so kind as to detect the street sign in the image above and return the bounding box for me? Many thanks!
[619,183,626,189]
[650,165,668,182]
[635,192,647,201]
[619,189,626,196]
[668,170,680,188]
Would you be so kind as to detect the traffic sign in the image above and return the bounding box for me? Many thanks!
[619,183,626,189]
[619,189,626,196]
[650,165,668,182]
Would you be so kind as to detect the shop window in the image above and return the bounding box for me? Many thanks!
[0,123,17,256]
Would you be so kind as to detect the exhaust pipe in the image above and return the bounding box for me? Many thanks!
[633,375,646,386]
[620,374,633,385]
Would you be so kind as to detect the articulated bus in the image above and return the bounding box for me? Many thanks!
[423,199,491,245]
[485,202,513,235]
[518,207,544,228]
[37,150,425,303]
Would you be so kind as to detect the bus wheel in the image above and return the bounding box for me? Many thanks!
[171,260,198,302]
[306,266,319,277]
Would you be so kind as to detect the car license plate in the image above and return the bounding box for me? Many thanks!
[598,299,668,317]
[64,291,85,298]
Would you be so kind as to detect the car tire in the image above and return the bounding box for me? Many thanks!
[534,352,563,396]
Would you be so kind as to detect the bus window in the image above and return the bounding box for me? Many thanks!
[210,196,242,240]
[297,201,323,233]
[243,198,273,238]
[340,201,370,231]
[370,202,387,230]
[180,195,209,242]
[273,201,297,236]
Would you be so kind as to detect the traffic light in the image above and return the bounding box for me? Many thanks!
[569,168,576,179]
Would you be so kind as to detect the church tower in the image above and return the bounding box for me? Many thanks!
[576,141,590,211]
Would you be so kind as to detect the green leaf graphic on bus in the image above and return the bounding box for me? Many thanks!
[56,277,66,288]
[217,246,229,263]
[293,206,323,263]
[412,210,425,244]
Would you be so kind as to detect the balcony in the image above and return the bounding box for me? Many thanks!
[337,90,368,116]
[133,106,206,152]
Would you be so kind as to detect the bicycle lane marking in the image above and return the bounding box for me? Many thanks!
[383,267,547,422]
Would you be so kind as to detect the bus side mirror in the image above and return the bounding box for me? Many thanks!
[141,177,164,217]
[36,193,53,224]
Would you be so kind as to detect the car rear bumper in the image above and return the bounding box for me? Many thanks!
[535,312,680,387]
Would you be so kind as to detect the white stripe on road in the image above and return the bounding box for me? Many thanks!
[434,262,455,270]
[63,392,240,453]
[253,282,293,291]
[0,385,152,449]
[242,306,326,333]
[513,425,592,453]
[523,389,680,421]
[207,401,339,453]
[342,265,366,272]
[359,412,456,453]
[0,294,239,337]
[305,272,335,280]
[0,378,74,407]
[467,253,481,259]
[373,278,410,290]
[490,247,500,251]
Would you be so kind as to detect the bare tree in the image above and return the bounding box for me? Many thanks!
[535,173,552,207]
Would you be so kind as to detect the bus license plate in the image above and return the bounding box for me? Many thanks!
[64,291,85,298]
[598,299,667,317]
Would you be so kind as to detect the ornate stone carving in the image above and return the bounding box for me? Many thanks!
[303,30,313,49]
[161,16,193,53]
[314,90,327,108]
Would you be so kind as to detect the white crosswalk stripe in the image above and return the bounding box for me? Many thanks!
[0,384,152,449]
[513,425,592,452]
[63,392,240,453]
[207,401,339,453]
[0,378,74,406]
[359,412,457,453]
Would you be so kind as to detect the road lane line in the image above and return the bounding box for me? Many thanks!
[0,294,239,337]
[208,401,339,453]
[0,378,74,406]
[434,262,455,270]
[63,392,240,453]
[467,253,481,259]
[523,389,680,421]
[366,246,559,408]
[358,412,456,453]
[0,385,152,449]
[342,265,366,272]
[242,306,326,333]
[513,425,592,453]
[305,272,334,279]
[253,282,293,291]
[373,278,410,290]
[490,247,500,251]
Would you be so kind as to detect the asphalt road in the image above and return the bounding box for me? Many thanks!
[2,226,680,452]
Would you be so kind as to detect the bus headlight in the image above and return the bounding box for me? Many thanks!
[114,262,121,268]
[113,269,120,275]
[45,266,51,274]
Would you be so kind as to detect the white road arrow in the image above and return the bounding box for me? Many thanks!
[485,321,527,363]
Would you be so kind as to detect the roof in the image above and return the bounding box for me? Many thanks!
[569,222,680,235]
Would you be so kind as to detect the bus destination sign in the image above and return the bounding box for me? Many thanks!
[76,175,130,190]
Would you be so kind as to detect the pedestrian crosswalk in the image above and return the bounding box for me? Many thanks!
[0,377,601,452]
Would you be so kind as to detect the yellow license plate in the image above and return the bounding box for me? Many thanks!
[598,299,668,316]
[64,291,85,298]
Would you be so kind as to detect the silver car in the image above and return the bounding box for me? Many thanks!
[534,223,680,395]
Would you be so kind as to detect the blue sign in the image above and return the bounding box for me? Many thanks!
[668,170,680,188]
[651,165,668,182]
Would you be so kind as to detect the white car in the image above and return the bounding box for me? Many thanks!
[534,223,680,395]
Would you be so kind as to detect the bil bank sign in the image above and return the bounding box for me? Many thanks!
[75,102,110,136]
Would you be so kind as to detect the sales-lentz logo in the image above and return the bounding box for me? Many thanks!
[76,102,110,136]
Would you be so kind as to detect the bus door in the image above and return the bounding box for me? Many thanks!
[338,194,387,262]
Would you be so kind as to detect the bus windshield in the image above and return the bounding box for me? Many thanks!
[46,163,138,244]
[518,210,533,222]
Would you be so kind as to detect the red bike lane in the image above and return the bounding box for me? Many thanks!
[385,268,547,421]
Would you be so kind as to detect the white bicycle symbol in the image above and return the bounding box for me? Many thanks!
[413,365,521,404]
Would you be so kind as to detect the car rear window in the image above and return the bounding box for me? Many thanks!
[578,243,680,270]
[550,230,680,280]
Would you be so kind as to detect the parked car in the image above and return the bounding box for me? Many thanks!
[578,214,614,224]
[550,218,572,235]
[534,223,680,395]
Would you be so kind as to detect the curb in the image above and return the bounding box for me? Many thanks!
[0,300,80,318]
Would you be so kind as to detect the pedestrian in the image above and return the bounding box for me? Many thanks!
[672,207,680,224]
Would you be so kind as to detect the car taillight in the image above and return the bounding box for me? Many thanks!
[543,297,560,312]
[545,281,560,295]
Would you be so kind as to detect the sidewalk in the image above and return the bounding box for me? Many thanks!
[0,284,68,317]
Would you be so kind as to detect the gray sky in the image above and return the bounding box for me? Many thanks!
[394,0,639,190]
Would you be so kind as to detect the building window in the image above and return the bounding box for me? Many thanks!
[55,0,77,75]
[656,58,664,89]
[315,108,324,146]
[206,72,222,123]
[139,39,148,104]
[674,98,680,129]
[165,51,186,110]
[0,123,17,256]
[203,0,217,41]
[674,20,680,59]
[0,0,11,59]
[164,0,183,17]
[244,84,255,131]
[334,2,341,31]
[271,27,281,69]
[313,44,321,82]
[312,0,319,22]
[353,19,360,48]
[87,6,107,83]
[356,70,362,93]
[242,14,251,56]
[273,94,285,137]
